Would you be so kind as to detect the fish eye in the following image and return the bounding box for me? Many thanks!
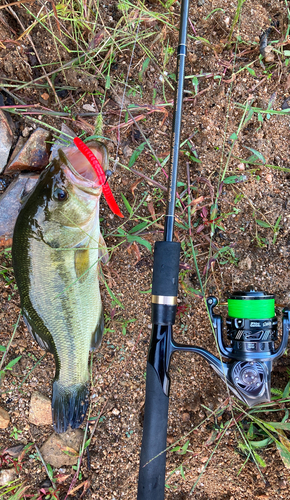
[53,188,68,201]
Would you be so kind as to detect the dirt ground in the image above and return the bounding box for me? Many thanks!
[1,0,290,498]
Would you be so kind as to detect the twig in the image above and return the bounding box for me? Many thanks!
[0,0,35,9]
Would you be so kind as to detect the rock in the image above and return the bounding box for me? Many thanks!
[7,136,26,167]
[83,103,96,112]
[238,255,252,270]
[123,145,133,158]
[281,97,290,110]
[0,406,10,428]
[264,46,275,63]
[5,444,25,457]
[0,469,16,486]
[40,428,84,467]
[0,173,38,248]
[49,123,76,161]
[182,412,190,422]
[0,109,14,173]
[5,127,51,172]
[29,391,52,426]
[265,173,272,183]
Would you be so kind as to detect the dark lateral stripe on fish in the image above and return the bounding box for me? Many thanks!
[52,381,90,433]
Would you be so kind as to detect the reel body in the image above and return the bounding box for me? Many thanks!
[151,288,290,407]
[205,291,290,406]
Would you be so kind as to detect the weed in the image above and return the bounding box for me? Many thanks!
[9,426,23,440]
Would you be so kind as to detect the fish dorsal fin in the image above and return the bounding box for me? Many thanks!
[99,233,109,264]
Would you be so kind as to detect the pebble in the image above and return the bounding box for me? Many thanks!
[0,109,13,173]
[281,97,290,110]
[0,406,10,428]
[182,412,190,422]
[22,126,33,138]
[0,469,16,486]
[265,173,272,183]
[264,46,275,63]
[83,103,96,112]
[5,444,25,457]
[0,173,38,248]
[40,428,84,467]
[6,127,51,172]
[29,391,52,426]
[7,136,26,168]
[238,256,252,270]
[123,145,133,158]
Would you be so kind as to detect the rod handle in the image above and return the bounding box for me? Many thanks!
[137,362,169,500]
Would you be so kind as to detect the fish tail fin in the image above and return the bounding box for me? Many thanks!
[52,380,90,433]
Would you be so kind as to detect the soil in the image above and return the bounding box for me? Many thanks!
[1,0,290,499]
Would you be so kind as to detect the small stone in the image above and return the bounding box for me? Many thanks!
[29,391,52,426]
[0,173,38,248]
[279,479,287,489]
[264,46,275,62]
[112,408,120,416]
[123,145,133,158]
[6,444,25,457]
[224,17,230,28]
[7,136,26,167]
[6,127,51,172]
[238,256,252,270]
[182,412,190,422]
[83,103,96,112]
[0,109,13,173]
[22,126,32,138]
[40,428,84,467]
[265,173,272,183]
[0,469,16,486]
[39,93,50,107]
[238,163,245,170]
[281,97,290,110]
[0,406,10,428]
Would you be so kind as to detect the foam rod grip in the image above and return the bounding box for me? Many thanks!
[152,241,181,297]
[137,362,169,500]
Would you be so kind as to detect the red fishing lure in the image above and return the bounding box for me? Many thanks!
[73,137,124,218]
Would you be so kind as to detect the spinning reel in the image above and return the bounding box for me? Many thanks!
[172,290,290,406]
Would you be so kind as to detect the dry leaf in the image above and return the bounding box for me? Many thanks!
[147,201,156,220]
[276,429,290,469]
[130,179,141,197]
[190,196,204,206]
[57,444,78,457]
[127,241,141,264]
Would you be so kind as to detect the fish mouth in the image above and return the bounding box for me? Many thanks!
[58,143,105,191]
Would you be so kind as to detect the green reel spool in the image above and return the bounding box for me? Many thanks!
[228,291,275,319]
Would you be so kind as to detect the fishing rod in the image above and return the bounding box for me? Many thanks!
[137,0,290,497]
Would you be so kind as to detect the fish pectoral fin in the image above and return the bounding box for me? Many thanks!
[90,310,104,350]
[74,248,90,280]
[99,233,109,264]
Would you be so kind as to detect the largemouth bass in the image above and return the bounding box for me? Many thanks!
[12,141,109,433]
